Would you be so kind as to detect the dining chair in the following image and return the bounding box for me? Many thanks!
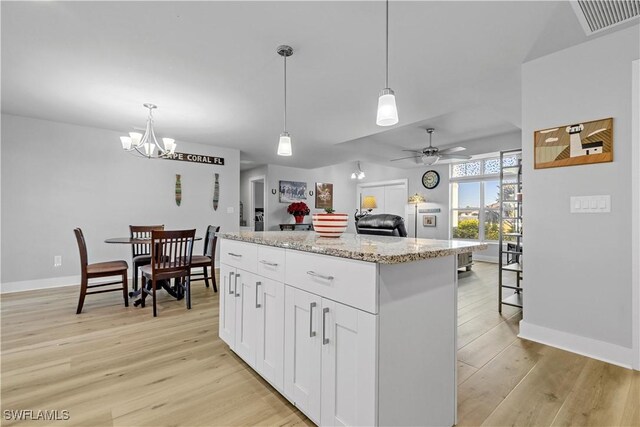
[74,228,129,314]
[140,229,196,317]
[129,225,164,291]
[188,225,220,292]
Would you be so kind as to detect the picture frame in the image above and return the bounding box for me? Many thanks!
[279,180,307,203]
[423,215,436,227]
[315,182,333,209]
[534,117,613,169]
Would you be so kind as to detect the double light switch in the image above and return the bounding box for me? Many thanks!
[570,195,611,213]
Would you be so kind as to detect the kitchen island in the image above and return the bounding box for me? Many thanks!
[218,231,487,426]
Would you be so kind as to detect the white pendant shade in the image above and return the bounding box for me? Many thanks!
[277,133,292,156]
[120,136,132,150]
[162,138,176,155]
[376,89,398,126]
[129,132,143,146]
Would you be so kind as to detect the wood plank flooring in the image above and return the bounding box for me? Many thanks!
[1,262,638,426]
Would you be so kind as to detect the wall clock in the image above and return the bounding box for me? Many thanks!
[422,170,440,189]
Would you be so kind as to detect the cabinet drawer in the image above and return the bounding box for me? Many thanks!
[221,239,257,273]
[257,245,285,282]
[285,251,378,314]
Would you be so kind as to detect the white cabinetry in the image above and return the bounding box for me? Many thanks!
[220,242,286,391]
[220,239,457,427]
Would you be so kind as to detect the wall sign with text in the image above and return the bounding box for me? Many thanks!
[165,152,225,166]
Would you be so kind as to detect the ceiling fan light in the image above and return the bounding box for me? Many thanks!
[120,136,132,150]
[376,88,398,126]
[422,155,439,165]
[277,132,292,156]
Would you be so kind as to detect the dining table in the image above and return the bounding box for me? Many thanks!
[105,236,202,305]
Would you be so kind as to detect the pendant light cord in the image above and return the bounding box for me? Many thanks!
[283,54,287,133]
[385,0,389,89]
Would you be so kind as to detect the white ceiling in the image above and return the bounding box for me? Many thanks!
[1,1,606,170]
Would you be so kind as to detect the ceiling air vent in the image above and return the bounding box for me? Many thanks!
[571,0,640,35]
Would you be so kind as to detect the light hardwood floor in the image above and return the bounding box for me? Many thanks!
[1,262,638,426]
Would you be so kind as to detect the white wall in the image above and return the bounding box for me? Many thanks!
[520,25,640,368]
[1,114,240,292]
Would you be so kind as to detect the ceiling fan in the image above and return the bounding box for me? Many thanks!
[391,128,471,165]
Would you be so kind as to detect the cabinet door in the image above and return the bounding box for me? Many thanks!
[219,263,236,347]
[256,277,285,391]
[234,270,257,367]
[284,286,322,424]
[321,299,377,427]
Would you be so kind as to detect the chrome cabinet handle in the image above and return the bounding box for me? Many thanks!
[235,273,240,297]
[309,302,317,337]
[307,271,334,281]
[228,272,235,295]
[228,252,242,258]
[255,281,261,308]
[322,307,329,345]
[260,260,279,267]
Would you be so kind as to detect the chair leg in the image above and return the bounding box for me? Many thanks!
[203,266,210,288]
[212,265,218,293]
[141,276,147,308]
[76,275,87,314]
[186,277,192,310]
[122,272,129,307]
[132,265,138,291]
[152,279,157,317]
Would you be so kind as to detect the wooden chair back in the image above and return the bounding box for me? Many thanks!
[203,225,220,258]
[74,228,88,271]
[129,225,164,258]
[150,229,196,280]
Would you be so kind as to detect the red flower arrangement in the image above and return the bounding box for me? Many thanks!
[287,202,310,216]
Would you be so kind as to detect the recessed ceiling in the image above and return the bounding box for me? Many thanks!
[1,1,607,170]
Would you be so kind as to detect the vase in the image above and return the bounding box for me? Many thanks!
[312,213,348,237]
[294,215,305,224]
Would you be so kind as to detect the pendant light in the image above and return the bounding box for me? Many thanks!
[277,45,293,156]
[376,0,398,127]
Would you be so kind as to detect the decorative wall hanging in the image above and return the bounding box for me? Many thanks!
[534,117,613,169]
[315,183,334,210]
[279,180,307,203]
[166,152,225,166]
[419,208,442,213]
[423,215,437,227]
[175,174,182,206]
[271,189,277,195]
[213,173,220,211]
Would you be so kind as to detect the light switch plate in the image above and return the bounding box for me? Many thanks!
[570,195,610,213]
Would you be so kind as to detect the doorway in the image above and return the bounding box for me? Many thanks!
[250,176,266,232]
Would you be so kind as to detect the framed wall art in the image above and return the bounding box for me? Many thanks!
[423,215,436,227]
[534,117,613,169]
[315,182,333,209]
[279,180,307,203]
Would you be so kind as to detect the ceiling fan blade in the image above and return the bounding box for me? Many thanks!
[401,149,423,153]
[438,153,471,160]
[439,146,466,154]
[391,155,422,162]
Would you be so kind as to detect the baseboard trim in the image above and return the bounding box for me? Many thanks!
[2,275,100,294]
[1,266,216,294]
[519,320,634,370]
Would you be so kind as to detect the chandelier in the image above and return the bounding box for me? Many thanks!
[120,103,176,158]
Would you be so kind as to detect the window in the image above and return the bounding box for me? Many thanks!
[450,156,519,242]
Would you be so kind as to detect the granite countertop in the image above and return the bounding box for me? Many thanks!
[220,231,488,264]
